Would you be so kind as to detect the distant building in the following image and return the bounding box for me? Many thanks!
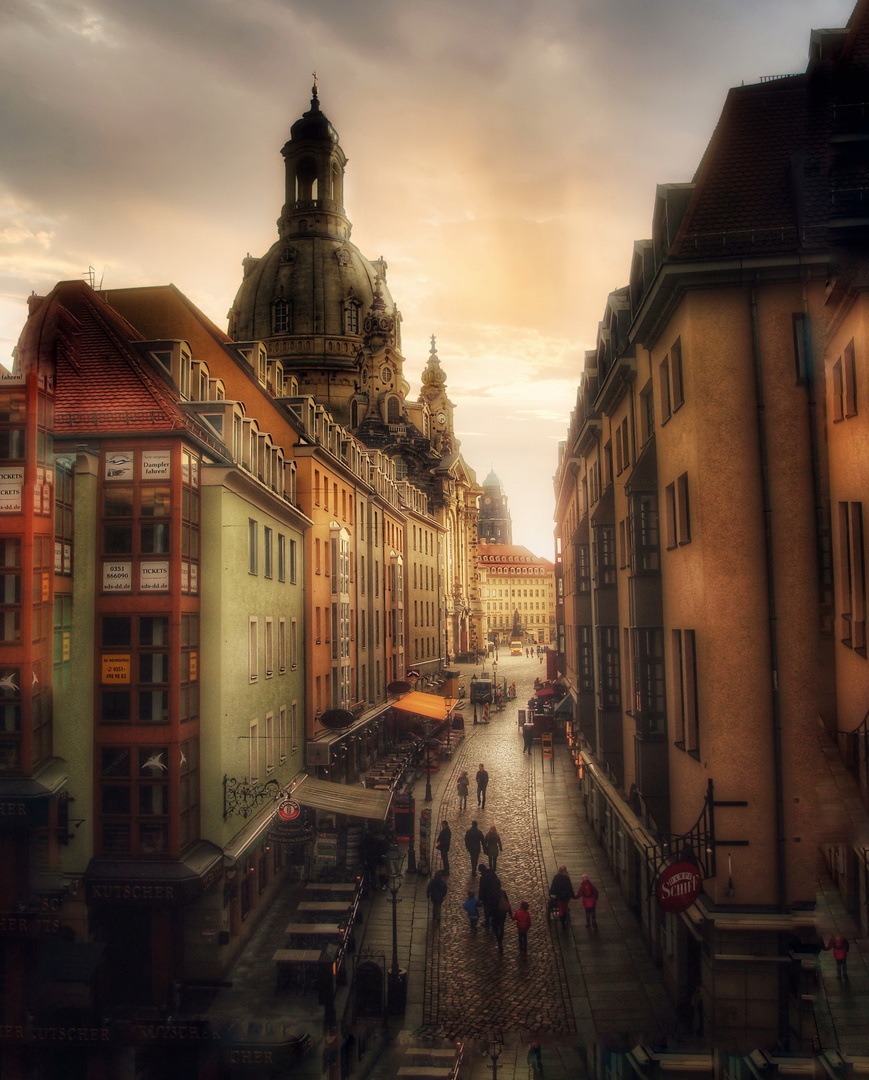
[554,1,869,1054]
[477,470,513,545]
[477,544,556,646]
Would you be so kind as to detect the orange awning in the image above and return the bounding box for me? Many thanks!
[390,692,458,722]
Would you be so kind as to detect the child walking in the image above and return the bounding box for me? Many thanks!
[463,891,481,931]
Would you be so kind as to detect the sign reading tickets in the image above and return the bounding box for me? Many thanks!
[0,466,23,512]
[140,562,170,591]
[142,450,171,479]
[102,654,131,683]
[103,562,132,592]
[656,861,703,913]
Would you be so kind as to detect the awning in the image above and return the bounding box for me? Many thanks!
[293,776,393,821]
[85,840,224,904]
[554,695,574,716]
[535,685,556,698]
[390,692,458,721]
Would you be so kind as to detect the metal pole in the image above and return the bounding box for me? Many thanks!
[390,886,399,976]
[424,736,433,802]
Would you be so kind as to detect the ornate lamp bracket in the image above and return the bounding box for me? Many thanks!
[645,779,748,882]
[223,774,281,820]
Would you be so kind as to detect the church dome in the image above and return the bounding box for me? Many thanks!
[227,86,400,372]
[483,469,503,490]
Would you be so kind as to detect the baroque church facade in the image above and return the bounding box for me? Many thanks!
[228,84,484,662]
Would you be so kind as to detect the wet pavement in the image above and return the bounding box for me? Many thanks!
[205,652,869,1079]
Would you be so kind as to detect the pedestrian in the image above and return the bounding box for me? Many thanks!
[483,700,490,723]
[549,864,575,929]
[478,864,501,931]
[522,721,535,754]
[494,889,512,950]
[824,934,850,979]
[464,820,484,875]
[512,900,531,953]
[527,1035,543,1076]
[476,763,489,808]
[576,873,599,929]
[483,824,503,872]
[456,771,469,811]
[435,820,452,875]
[463,891,481,931]
[426,870,448,925]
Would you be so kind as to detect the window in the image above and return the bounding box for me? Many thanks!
[291,700,299,752]
[344,301,360,335]
[279,706,287,762]
[665,475,691,548]
[291,618,298,669]
[248,519,258,574]
[272,297,290,334]
[100,615,171,726]
[265,617,274,677]
[249,617,258,681]
[0,537,22,644]
[632,627,666,735]
[670,337,684,409]
[180,614,200,723]
[265,712,274,773]
[55,461,74,577]
[792,314,809,384]
[672,629,699,753]
[279,618,287,673]
[290,538,297,583]
[249,720,259,782]
[577,626,594,693]
[629,493,660,572]
[659,356,671,423]
[99,745,172,857]
[839,501,866,653]
[597,626,621,710]
[639,384,655,444]
[278,534,286,582]
[593,526,616,586]
[180,737,200,850]
[844,339,858,418]
[264,527,273,578]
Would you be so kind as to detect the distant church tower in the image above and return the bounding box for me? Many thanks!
[478,470,512,544]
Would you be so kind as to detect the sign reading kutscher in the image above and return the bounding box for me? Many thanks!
[656,861,703,913]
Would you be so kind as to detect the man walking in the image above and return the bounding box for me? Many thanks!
[476,763,489,808]
[464,820,484,875]
[426,870,448,925]
[435,819,451,876]
[522,721,535,754]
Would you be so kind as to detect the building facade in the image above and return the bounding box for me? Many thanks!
[478,544,556,646]
[554,1,869,1054]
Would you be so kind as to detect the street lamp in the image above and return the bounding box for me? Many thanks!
[424,723,433,803]
[471,674,478,725]
[487,1028,504,1080]
[386,844,407,1015]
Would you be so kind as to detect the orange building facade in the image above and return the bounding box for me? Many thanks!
[554,3,869,1053]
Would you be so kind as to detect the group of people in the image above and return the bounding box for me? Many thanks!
[548,865,599,930]
[454,763,489,811]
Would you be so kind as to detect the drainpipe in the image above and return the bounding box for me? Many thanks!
[749,280,788,914]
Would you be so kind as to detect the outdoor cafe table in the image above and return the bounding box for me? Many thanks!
[285,923,345,947]
[272,948,324,993]
[296,902,352,915]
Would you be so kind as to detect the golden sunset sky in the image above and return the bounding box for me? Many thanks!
[0,0,857,556]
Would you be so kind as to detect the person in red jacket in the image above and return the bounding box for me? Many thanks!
[512,900,532,953]
[576,874,599,930]
[824,934,850,980]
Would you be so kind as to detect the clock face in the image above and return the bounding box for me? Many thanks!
[436,412,446,426]
[484,497,491,505]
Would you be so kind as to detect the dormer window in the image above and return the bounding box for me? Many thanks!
[272,298,290,334]
[387,396,400,424]
[344,299,360,335]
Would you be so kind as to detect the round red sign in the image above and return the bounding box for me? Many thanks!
[277,799,301,821]
[656,861,702,913]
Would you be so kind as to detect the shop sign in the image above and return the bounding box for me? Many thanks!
[142,450,171,479]
[277,799,301,821]
[140,562,169,592]
[656,861,702,913]
[101,654,131,684]
[105,452,133,481]
[103,562,132,592]
[0,481,22,512]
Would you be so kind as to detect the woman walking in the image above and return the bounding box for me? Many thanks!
[456,771,469,811]
[549,865,575,929]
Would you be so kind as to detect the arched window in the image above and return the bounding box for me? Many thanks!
[295,157,318,202]
[331,163,342,204]
[272,298,290,334]
[387,396,400,424]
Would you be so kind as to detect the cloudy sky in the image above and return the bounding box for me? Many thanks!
[0,0,857,558]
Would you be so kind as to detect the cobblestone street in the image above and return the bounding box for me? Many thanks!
[420,655,574,1039]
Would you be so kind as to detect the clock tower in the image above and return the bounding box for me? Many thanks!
[419,336,456,454]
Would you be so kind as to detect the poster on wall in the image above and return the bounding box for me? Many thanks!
[142,450,171,480]
[140,562,170,591]
[103,562,132,592]
[105,452,134,481]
